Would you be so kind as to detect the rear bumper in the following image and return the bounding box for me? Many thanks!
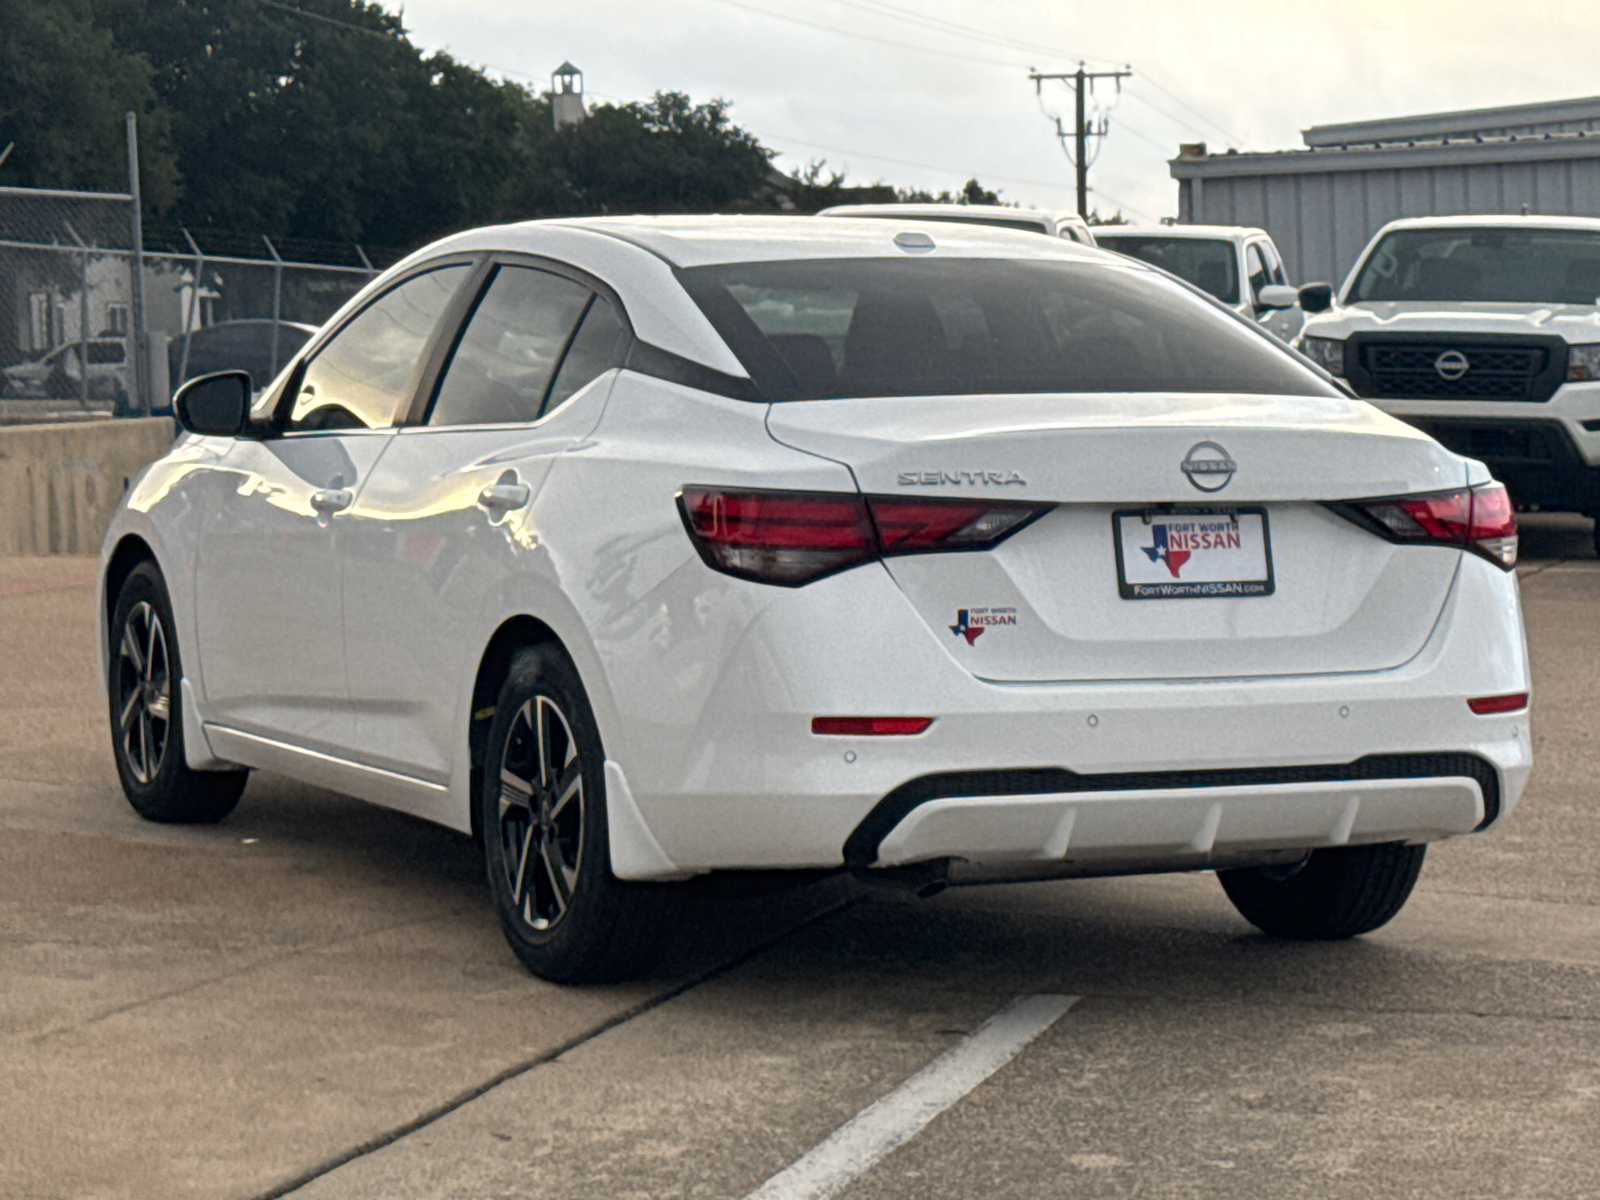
[858,762,1490,878]
[611,550,1531,879]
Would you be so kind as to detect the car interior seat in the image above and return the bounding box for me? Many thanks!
[1194,261,1231,300]
[1416,258,1482,300]
[766,333,839,396]
[1563,260,1600,305]
[841,295,948,392]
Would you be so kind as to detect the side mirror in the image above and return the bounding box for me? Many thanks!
[1256,283,1299,311]
[174,370,252,436]
[1298,282,1335,314]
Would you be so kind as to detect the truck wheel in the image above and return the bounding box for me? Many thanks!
[1217,842,1426,939]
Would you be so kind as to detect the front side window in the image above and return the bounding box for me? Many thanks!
[1097,236,1240,304]
[287,264,468,432]
[678,257,1336,400]
[1245,244,1269,303]
[1350,226,1600,305]
[1259,241,1288,286]
[427,265,593,427]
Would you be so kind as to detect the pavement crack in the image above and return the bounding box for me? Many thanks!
[21,908,476,1045]
[247,891,863,1200]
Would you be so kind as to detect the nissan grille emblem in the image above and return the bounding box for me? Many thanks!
[1434,350,1471,381]
[1180,441,1237,493]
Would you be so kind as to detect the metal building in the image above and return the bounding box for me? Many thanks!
[1170,96,1600,289]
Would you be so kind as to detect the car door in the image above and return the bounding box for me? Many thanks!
[191,261,473,757]
[339,259,631,785]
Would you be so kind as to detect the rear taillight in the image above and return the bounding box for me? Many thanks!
[678,488,1052,586]
[1335,482,1517,569]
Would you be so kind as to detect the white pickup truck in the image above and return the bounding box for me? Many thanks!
[1093,224,1305,342]
[1297,215,1600,548]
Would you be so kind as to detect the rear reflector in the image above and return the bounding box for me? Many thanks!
[1336,481,1518,569]
[1467,693,1529,715]
[680,487,1052,586]
[811,716,934,736]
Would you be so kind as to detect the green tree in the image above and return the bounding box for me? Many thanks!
[0,0,177,203]
[514,91,773,216]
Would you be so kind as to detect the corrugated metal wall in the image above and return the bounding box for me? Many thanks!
[1175,141,1600,289]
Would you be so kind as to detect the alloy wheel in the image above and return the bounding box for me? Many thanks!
[117,600,171,785]
[497,695,585,931]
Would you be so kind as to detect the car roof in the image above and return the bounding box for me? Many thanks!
[816,203,1083,225]
[1370,214,1600,234]
[1095,225,1267,240]
[438,214,1107,269]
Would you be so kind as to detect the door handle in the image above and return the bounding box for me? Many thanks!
[478,482,531,512]
[310,487,354,514]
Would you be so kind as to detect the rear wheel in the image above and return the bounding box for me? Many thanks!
[1217,842,1426,939]
[109,562,248,823]
[480,644,663,983]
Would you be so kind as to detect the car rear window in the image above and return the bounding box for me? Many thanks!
[676,257,1334,401]
[1096,237,1240,304]
[1350,226,1600,305]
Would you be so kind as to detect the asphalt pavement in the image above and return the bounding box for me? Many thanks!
[2,519,1597,1199]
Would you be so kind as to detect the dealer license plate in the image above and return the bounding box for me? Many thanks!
[1113,508,1274,600]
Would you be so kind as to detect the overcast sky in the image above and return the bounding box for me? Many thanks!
[396,0,1600,224]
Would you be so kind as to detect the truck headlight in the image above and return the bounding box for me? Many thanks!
[1300,335,1346,377]
[1568,343,1600,382]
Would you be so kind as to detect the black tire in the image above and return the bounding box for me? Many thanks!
[109,561,248,823]
[480,644,664,984]
[1217,842,1426,940]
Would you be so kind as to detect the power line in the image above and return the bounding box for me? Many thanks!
[760,131,1075,193]
[711,0,1027,69]
[811,0,1242,146]
[251,0,401,41]
[819,0,1112,67]
[1135,77,1246,147]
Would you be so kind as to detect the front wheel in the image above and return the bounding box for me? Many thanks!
[480,644,664,983]
[109,561,248,823]
[1217,842,1426,939]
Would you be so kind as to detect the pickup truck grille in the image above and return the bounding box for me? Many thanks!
[1359,343,1551,401]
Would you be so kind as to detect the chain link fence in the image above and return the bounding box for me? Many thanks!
[1,184,397,423]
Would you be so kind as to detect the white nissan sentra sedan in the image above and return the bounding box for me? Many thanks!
[99,216,1531,982]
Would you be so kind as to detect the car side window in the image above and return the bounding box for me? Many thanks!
[287,265,468,432]
[428,265,593,427]
[543,295,629,413]
[1245,244,1269,304]
[1259,240,1288,286]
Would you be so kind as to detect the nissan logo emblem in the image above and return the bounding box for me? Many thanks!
[1180,441,1237,493]
[1434,350,1470,381]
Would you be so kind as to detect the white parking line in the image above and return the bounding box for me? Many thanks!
[744,993,1079,1200]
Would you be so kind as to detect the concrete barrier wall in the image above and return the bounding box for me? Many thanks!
[0,419,175,555]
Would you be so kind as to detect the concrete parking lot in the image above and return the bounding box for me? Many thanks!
[3,520,1598,1200]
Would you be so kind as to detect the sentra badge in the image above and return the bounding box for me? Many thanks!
[899,470,1026,487]
[1180,442,1236,493]
[949,606,1017,645]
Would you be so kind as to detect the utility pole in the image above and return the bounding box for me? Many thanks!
[1030,64,1132,219]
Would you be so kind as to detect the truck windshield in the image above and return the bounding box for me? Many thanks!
[1094,237,1240,304]
[1350,227,1600,305]
[675,256,1334,401]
